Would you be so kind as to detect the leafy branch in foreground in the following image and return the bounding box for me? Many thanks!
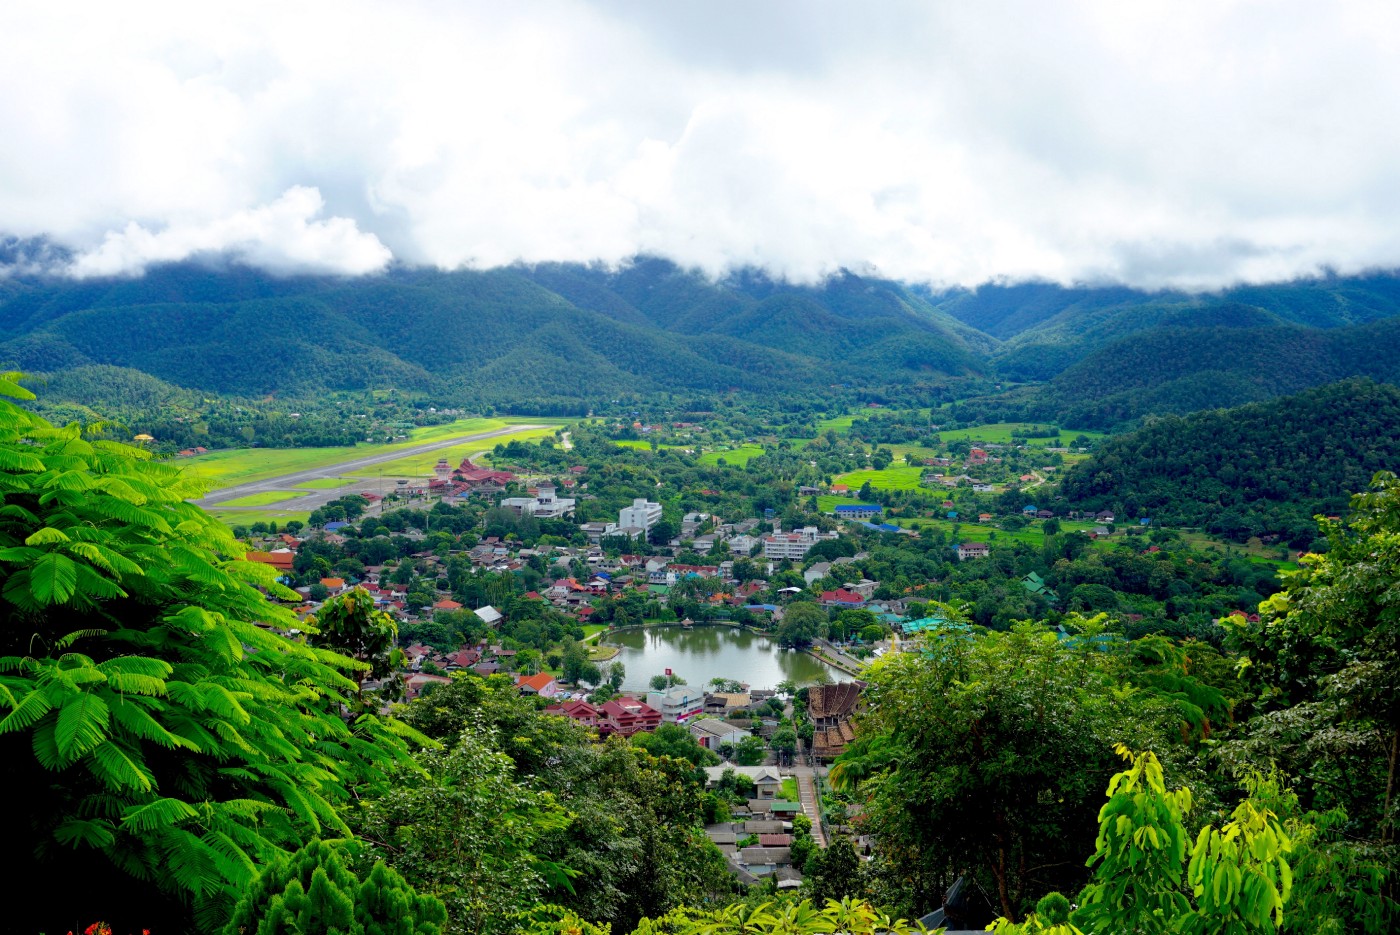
[0,375,430,931]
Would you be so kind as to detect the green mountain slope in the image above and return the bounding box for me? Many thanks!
[1059,379,1400,546]
[1046,317,1400,427]
[0,259,989,405]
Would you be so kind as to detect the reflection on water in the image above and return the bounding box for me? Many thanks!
[603,625,846,691]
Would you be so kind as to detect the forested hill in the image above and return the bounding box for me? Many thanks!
[1058,379,1400,547]
[932,273,1400,382]
[0,259,990,408]
[1039,316,1400,428]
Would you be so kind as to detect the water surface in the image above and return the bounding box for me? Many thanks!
[603,625,845,691]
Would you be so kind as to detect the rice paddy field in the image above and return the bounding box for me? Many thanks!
[697,444,765,467]
[832,465,927,491]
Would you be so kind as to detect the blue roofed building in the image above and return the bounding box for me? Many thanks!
[833,504,882,520]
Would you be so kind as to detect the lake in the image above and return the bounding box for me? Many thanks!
[602,625,847,691]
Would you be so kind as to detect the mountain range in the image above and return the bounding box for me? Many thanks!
[4,258,1400,421]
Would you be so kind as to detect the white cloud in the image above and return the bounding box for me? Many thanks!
[3,1,1400,288]
[67,187,391,277]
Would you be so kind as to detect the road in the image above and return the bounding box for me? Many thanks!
[193,424,547,511]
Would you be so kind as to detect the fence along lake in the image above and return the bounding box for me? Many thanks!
[603,625,845,691]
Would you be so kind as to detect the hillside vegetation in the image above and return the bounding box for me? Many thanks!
[0,260,990,409]
[1059,379,1400,545]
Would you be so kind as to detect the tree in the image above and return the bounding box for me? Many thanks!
[778,602,828,648]
[606,661,626,690]
[310,587,404,705]
[992,748,1298,935]
[807,837,862,905]
[836,623,1171,919]
[0,377,420,932]
[651,672,686,690]
[734,735,768,766]
[1228,471,1400,837]
[222,839,447,935]
[770,726,798,759]
[354,731,574,932]
[633,722,720,767]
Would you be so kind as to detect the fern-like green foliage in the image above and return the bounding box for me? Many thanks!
[619,896,930,935]
[0,375,432,931]
[222,838,447,935]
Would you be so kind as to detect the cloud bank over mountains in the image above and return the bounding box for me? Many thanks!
[4,1,1400,289]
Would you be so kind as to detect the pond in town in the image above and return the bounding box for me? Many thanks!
[602,625,846,691]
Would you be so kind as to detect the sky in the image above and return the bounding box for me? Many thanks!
[3,0,1399,289]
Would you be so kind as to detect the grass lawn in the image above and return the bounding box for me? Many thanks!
[217,490,310,508]
[816,495,864,512]
[580,624,609,643]
[833,465,927,491]
[207,507,312,527]
[294,477,353,490]
[345,426,558,478]
[779,778,799,802]
[697,444,764,467]
[180,446,362,489]
[178,417,563,491]
[936,423,1109,447]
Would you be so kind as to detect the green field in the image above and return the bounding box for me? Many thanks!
[936,423,1108,447]
[697,444,764,467]
[293,477,352,490]
[178,417,564,491]
[899,516,1103,548]
[816,414,858,433]
[833,466,927,491]
[218,490,311,508]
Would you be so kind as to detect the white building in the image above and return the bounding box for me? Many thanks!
[646,685,705,722]
[499,485,576,519]
[762,526,839,561]
[619,498,663,533]
[728,534,759,555]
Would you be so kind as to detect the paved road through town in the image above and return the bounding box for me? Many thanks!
[193,424,547,511]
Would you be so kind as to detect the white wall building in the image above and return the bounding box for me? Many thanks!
[619,498,663,532]
[499,485,575,519]
[646,685,705,722]
[762,526,839,561]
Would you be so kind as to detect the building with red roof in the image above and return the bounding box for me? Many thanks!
[596,698,663,736]
[544,699,601,727]
[516,673,560,698]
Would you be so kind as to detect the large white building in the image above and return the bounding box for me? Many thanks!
[499,485,575,519]
[619,498,663,533]
[762,525,839,560]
